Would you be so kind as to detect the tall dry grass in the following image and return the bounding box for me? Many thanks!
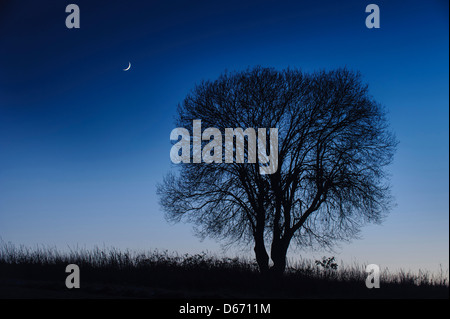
[0,239,448,298]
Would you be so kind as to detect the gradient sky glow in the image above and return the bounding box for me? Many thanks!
[0,0,448,274]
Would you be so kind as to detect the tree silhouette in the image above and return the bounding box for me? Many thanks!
[158,66,397,276]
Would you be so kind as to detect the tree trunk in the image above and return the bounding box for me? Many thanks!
[269,237,290,276]
[254,240,269,274]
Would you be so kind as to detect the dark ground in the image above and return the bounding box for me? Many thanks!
[0,245,448,299]
[0,264,448,299]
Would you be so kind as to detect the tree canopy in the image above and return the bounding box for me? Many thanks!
[158,66,397,275]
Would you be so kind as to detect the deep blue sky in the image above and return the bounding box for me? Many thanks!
[0,0,448,274]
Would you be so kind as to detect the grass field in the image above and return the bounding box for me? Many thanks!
[0,241,448,299]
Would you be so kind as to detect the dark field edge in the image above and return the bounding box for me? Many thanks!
[0,263,448,299]
[1,242,448,299]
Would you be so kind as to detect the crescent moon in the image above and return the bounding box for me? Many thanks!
[123,62,131,71]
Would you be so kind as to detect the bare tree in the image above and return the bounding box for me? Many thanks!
[157,66,397,276]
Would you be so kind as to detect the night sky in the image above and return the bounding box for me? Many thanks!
[0,0,448,274]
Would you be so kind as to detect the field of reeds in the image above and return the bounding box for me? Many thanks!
[0,240,448,299]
